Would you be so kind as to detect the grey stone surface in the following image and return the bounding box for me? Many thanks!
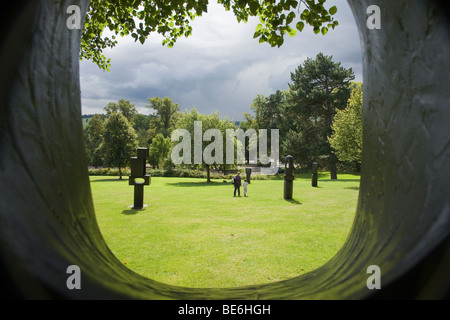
[0,0,449,299]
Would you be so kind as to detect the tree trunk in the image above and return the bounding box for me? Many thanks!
[329,153,337,180]
[119,167,122,180]
[206,164,211,182]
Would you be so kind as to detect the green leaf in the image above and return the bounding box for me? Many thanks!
[277,37,284,47]
[300,12,307,20]
[288,28,297,37]
[286,12,295,25]
[329,6,337,15]
[296,21,304,32]
[321,27,328,35]
[248,1,259,15]
[255,23,263,32]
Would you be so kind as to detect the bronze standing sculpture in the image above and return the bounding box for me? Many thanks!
[129,148,151,210]
[312,162,318,187]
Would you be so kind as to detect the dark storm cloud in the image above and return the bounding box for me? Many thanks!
[80,0,363,120]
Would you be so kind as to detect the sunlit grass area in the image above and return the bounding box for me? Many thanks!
[91,172,359,288]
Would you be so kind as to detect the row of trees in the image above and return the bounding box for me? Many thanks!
[84,53,363,180]
[84,97,239,180]
[239,53,362,178]
[84,97,176,179]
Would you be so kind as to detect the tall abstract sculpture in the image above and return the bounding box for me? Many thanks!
[129,148,150,210]
[245,167,252,184]
[283,155,294,200]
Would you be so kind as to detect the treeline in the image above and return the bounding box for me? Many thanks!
[84,53,363,179]
[84,97,240,180]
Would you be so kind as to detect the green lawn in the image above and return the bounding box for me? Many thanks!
[90,172,360,288]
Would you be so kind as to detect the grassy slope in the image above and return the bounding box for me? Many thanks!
[91,173,360,288]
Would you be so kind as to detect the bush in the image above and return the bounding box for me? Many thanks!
[336,160,361,173]
[148,168,208,178]
[88,167,131,176]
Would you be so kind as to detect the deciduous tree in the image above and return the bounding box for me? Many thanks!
[99,113,138,179]
[328,82,363,164]
[84,114,106,166]
[148,133,173,169]
[147,96,181,140]
[174,108,237,181]
[104,99,138,125]
[133,113,151,147]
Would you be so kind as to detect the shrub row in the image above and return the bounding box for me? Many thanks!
[87,167,131,176]
[149,168,208,178]
[88,167,235,180]
[87,167,277,181]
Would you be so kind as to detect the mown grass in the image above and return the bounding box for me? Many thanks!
[91,172,360,288]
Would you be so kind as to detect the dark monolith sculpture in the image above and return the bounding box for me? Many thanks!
[283,155,294,200]
[245,167,252,184]
[312,162,318,187]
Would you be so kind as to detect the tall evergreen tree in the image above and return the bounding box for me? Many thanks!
[288,53,354,179]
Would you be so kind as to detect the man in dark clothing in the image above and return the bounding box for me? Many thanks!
[233,171,242,197]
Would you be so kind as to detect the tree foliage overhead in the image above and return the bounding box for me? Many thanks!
[82,0,339,70]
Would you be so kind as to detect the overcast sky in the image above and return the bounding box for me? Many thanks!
[80,0,363,121]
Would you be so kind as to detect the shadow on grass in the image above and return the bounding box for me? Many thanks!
[122,209,138,215]
[283,172,330,180]
[344,186,360,190]
[284,198,302,205]
[122,207,147,215]
[269,172,333,181]
[318,179,361,182]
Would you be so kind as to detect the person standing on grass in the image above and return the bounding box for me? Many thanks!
[243,179,248,197]
[233,171,242,197]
